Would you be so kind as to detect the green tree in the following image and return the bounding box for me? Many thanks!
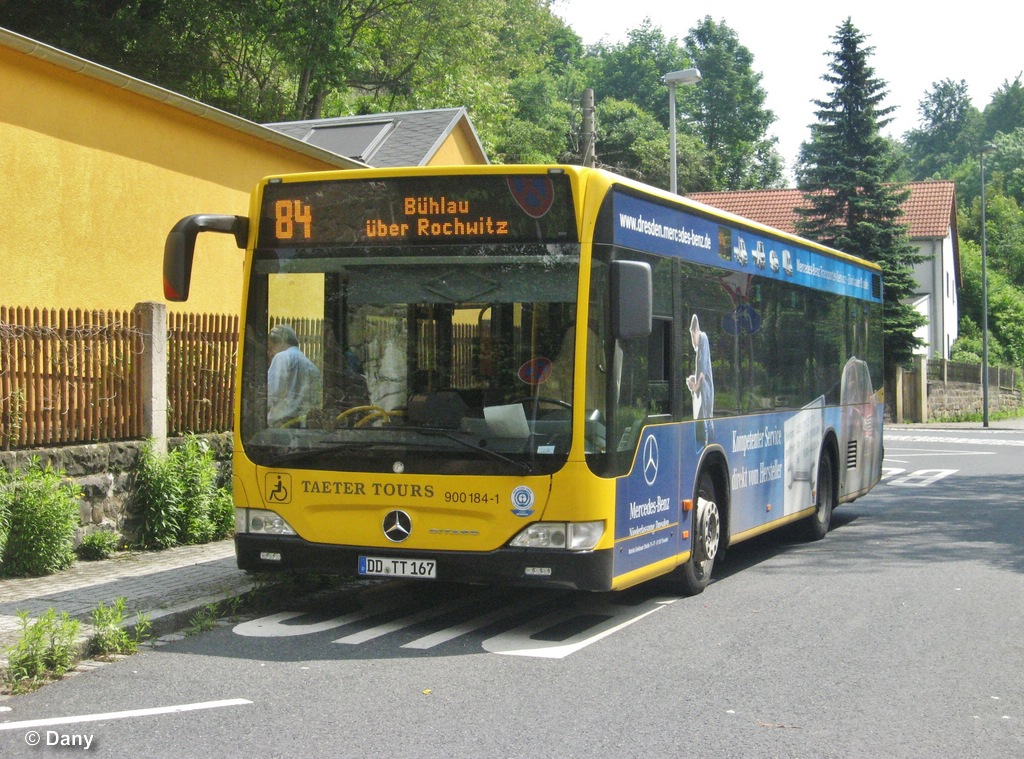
[986,129,1024,208]
[590,97,708,190]
[795,19,925,392]
[346,0,581,163]
[0,0,231,102]
[581,20,720,188]
[684,16,783,189]
[583,20,693,130]
[958,240,1024,366]
[493,73,575,164]
[983,75,1024,142]
[903,79,983,180]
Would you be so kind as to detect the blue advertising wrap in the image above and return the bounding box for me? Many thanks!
[613,192,881,304]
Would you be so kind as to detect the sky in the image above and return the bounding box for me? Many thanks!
[552,0,1024,180]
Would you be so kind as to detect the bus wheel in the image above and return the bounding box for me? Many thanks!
[678,471,720,596]
[803,453,834,541]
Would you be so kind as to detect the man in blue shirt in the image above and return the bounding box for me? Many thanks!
[267,324,322,427]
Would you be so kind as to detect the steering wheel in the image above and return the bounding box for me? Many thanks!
[512,396,572,419]
[336,405,392,428]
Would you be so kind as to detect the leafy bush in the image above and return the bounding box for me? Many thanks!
[175,435,219,544]
[77,530,121,561]
[0,467,10,564]
[211,487,235,542]
[88,597,150,657]
[131,439,183,549]
[0,458,80,577]
[2,609,81,692]
[131,435,233,549]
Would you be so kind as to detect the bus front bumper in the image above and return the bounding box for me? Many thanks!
[235,534,614,591]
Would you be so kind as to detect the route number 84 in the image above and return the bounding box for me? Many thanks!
[275,199,312,240]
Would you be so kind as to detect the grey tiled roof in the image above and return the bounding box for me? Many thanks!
[264,108,486,167]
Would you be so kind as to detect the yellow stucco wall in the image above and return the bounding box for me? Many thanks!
[0,39,344,315]
[427,121,488,166]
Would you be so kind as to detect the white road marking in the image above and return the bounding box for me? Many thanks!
[482,598,677,659]
[403,598,553,650]
[233,591,677,659]
[0,699,251,731]
[886,434,1024,447]
[332,598,470,645]
[233,609,372,637]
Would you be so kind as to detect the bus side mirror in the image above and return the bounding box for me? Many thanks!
[163,214,249,301]
[609,260,652,339]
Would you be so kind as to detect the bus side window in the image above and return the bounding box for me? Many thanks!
[647,318,671,417]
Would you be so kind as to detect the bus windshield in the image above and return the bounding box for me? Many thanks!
[238,173,584,475]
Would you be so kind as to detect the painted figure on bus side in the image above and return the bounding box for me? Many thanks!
[687,314,714,446]
[267,324,322,427]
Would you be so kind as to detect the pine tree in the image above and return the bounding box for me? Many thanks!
[795,19,926,398]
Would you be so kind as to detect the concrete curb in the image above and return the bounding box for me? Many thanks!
[1,580,258,669]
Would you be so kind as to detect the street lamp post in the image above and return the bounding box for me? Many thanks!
[980,144,995,428]
[661,68,702,195]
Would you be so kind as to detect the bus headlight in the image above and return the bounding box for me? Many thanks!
[510,521,604,551]
[567,521,605,550]
[237,508,296,535]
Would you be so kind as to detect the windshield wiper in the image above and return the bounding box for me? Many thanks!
[402,427,533,475]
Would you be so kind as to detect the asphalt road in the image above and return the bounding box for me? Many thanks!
[1,425,1022,758]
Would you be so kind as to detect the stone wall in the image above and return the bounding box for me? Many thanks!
[0,433,232,544]
[897,356,1022,423]
[928,381,1022,421]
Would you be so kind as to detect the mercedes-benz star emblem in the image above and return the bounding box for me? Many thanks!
[383,510,412,543]
[642,434,659,485]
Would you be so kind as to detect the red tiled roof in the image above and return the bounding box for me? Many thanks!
[687,181,956,240]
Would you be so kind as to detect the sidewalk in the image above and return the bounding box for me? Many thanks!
[0,540,254,662]
[888,415,1024,431]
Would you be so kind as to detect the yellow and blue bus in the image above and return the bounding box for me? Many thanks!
[164,165,883,594]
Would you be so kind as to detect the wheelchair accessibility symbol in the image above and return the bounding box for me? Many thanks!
[266,473,291,504]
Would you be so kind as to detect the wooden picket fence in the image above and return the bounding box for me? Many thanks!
[167,311,238,437]
[1,306,238,450]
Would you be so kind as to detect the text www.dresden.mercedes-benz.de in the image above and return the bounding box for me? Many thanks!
[618,213,712,249]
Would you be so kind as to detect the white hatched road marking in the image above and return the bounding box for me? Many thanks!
[233,609,373,637]
[403,597,553,650]
[233,592,677,658]
[333,597,474,645]
[482,598,677,659]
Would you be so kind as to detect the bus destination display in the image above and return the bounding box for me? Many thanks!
[258,173,578,248]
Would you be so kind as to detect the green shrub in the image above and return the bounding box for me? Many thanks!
[2,609,81,691]
[0,466,11,564]
[130,435,233,550]
[0,458,80,577]
[211,487,235,541]
[88,597,150,657]
[77,530,121,561]
[174,435,218,544]
[131,439,184,549]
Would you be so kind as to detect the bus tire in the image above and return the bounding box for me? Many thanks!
[677,470,720,596]
[803,452,835,541]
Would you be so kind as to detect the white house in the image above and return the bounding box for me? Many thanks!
[688,181,960,359]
